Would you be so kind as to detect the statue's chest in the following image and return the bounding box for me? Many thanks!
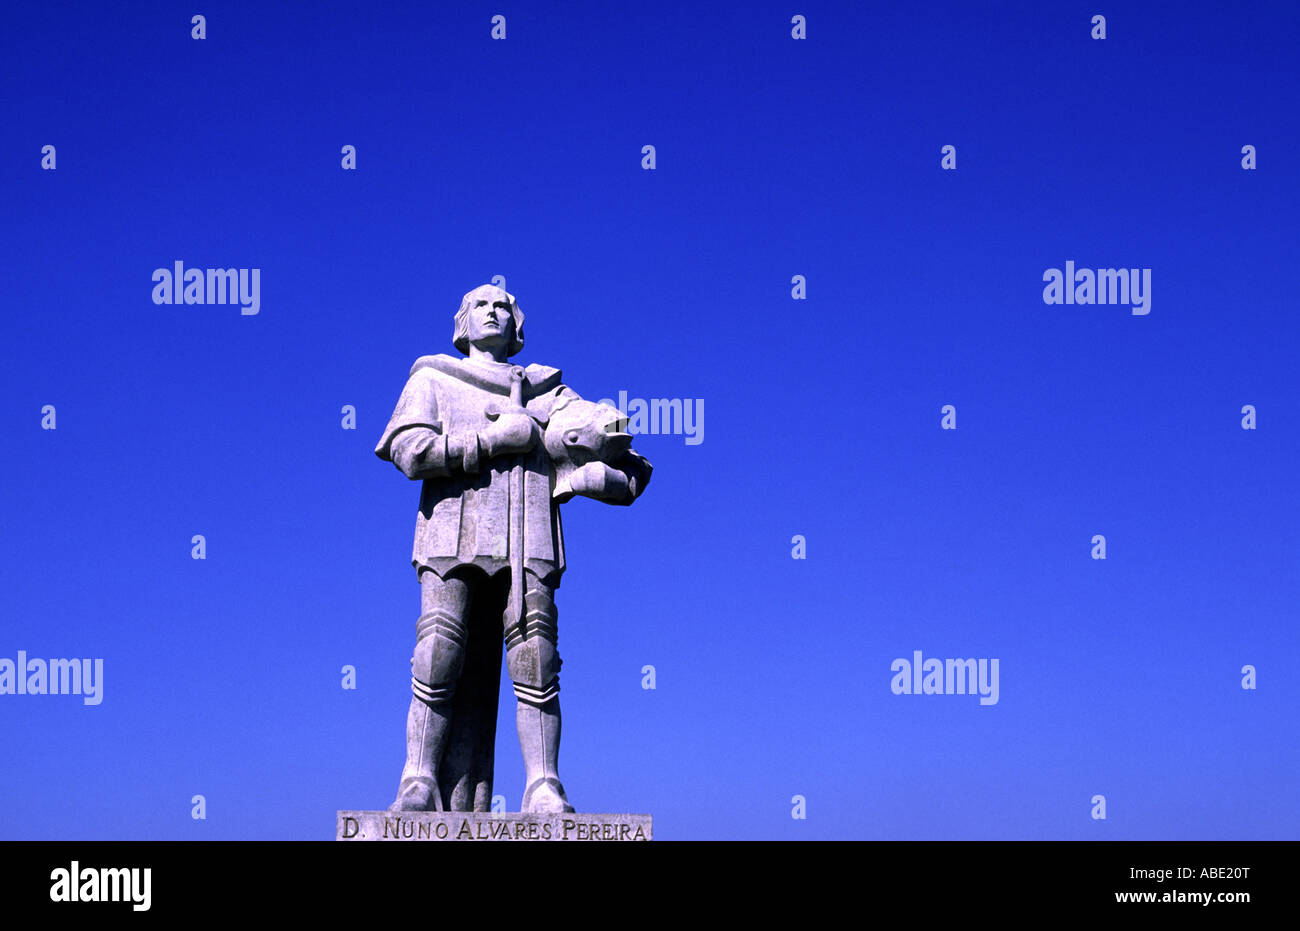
[431,379,507,432]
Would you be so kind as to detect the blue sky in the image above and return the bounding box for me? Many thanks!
[1,0,1297,840]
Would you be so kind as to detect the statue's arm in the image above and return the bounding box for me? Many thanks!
[376,368,539,479]
[387,419,539,479]
[567,451,652,506]
[375,369,482,479]
[386,426,484,480]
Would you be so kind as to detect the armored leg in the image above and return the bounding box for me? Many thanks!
[389,570,470,812]
[505,573,574,813]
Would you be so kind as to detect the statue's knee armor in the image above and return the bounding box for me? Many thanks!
[506,581,561,706]
[410,610,467,704]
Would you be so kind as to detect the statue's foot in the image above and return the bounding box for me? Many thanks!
[388,776,442,812]
[522,777,575,814]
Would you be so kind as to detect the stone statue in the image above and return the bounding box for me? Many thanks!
[375,284,652,814]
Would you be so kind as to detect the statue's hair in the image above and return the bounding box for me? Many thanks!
[453,284,525,357]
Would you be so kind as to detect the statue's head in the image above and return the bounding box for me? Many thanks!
[453,284,525,357]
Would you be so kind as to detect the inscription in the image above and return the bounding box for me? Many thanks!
[337,811,651,842]
[561,819,647,841]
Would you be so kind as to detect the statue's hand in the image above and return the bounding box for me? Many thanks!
[480,411,541,459]
[566,461,631,501]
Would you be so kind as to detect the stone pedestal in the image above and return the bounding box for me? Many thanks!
[336,810,652,842]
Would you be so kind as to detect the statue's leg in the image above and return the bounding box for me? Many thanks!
[389,569,471,812]
[505,571,574,813]
[440,571,504,812]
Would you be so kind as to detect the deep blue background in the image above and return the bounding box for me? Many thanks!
[2,0,1297,839]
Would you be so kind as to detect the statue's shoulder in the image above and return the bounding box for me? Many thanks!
[523,362,562,388]
[408,353,460,379]
[405,354,563,398]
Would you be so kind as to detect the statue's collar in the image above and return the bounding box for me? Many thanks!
[410,353,562,398]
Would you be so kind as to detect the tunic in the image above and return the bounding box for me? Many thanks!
[375,354,576,584]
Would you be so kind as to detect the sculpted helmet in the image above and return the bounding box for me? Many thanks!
[543,397,635,501]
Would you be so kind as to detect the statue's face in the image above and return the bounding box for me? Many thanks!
[465,289,514,349]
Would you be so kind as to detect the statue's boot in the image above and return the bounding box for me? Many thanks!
[517,697,575,813]
[388,695,452,811]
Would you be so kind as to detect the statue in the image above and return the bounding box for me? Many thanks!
[374,284,652,814]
